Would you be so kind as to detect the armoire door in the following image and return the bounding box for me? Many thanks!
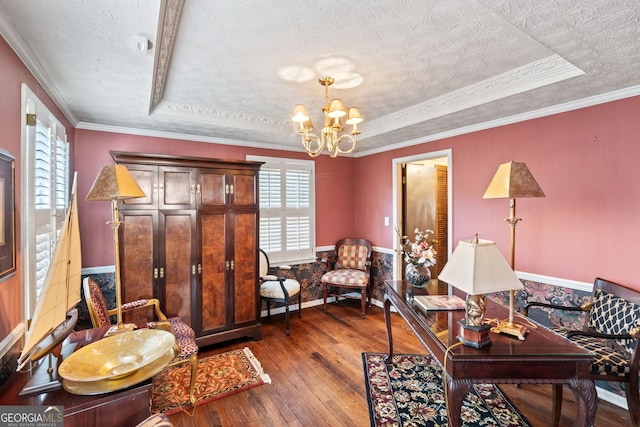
[232,210,258,325]
[198,210,228,335]
[119,210,158,323]
[159,210,196,326]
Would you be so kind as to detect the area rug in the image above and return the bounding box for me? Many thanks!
[362,353,530,427]
[150,347,271,415]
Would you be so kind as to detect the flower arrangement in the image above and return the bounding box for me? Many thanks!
[396,228,437,267]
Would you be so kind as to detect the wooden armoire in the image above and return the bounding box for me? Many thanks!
[111,151,263,347]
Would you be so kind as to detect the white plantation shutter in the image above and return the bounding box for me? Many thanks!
[249,156,315,264]
[22,84,70,318]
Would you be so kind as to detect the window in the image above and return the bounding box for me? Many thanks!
[21,84,70,319]
[248,155,315,265]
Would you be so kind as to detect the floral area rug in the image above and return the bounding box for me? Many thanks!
[362,353,530,427]
[150,347,270,415]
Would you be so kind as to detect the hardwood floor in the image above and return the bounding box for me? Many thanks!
[168,302,630,427]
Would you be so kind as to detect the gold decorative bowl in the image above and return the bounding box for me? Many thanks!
[58,329,176,382]
[62,348,175,395]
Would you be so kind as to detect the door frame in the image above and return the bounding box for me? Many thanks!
[391,149,453,286]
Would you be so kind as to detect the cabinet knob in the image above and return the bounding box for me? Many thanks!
[198,263,202,274]
[154,267,158,279]
[196,184,201,194]
[159,267,164,278]
[229,184,234,194]
[225,260,230,270]
[225,184,229,195]
[230,260,235,270]
[191,184,196,194]
[191,264,196,274]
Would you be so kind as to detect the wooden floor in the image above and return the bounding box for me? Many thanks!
[169,302,630,427]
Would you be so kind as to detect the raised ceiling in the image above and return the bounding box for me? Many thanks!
[0,0,639,156]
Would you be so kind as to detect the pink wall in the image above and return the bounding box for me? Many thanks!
[355,95,640,288]
[75,130,356,266]
[0,36,75,338]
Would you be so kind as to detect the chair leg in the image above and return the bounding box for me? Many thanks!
[360,288,366,319]
[625,379,640,426]
[323,283,328,313]
[267,300,271,319]
[297,293,302,318]
[285,302,291,336]
[552,383,563,427]
[188,353,198,405]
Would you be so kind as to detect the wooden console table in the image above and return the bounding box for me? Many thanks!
[384,280,597,427]
[0,326,151,427]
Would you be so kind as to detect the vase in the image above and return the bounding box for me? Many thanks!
[405,263,431,288]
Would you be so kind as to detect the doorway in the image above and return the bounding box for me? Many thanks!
[392,150,452,293]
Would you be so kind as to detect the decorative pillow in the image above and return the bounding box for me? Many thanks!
[588,289,640,355]
[337,244,368,271]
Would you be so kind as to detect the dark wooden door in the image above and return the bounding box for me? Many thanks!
[119,210,157,323]
[198,210,228,334]
[159,210,196,326]
[232,210,258,325]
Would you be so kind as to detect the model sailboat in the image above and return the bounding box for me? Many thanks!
[17,173,82,379]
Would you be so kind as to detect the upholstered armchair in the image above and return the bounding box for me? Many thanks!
[524,277,640,426]
[83,277,199,404]
[321,238,372,319]
[259,249,302,336]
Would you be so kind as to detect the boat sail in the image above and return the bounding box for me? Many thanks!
[17,172,82,371]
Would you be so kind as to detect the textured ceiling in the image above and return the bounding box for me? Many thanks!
[0,0,639,156]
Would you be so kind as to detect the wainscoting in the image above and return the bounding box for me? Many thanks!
[1,248,629,410]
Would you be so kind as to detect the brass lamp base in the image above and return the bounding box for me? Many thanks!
[457,320,492,348]
[490,321,528,341]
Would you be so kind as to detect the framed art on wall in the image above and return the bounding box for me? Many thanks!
[0,149,15,280]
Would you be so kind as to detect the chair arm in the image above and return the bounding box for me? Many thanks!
[566,329,637,341]
[107,298,168,321]
[523,301,592,316]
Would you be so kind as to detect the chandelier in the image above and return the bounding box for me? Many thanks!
[292,76,363,158]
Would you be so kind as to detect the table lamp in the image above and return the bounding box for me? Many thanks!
[483,161,545,340]
[86,164,145,334]
[438,235,524,348]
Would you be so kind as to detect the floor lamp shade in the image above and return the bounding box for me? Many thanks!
[86,164,145,201]
[483,161,545,199]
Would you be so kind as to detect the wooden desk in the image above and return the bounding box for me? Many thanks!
[384,280,597,427]
[0,326,151,427]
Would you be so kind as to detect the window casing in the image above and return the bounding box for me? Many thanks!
[21,84,70,320]
[248,155,315,265]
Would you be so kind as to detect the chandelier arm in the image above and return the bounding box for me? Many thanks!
[334,134,357,154]
[301,133,324,157]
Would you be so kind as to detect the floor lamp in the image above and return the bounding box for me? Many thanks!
[86,164,145,334]
[483,161,545,340]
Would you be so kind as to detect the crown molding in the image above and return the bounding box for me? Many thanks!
[355,83,640,157]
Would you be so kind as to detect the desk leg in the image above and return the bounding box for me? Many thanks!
[567,379,597,427]
[383,295,394,364]
[447,378,472,427]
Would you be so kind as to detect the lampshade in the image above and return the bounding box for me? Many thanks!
[303,118,314,131]
[483,161,545,199]
[86,164,146,201]
[438,238,523,295]
[292,104,310,123]
[327,99,347,118]
[346,107,363,124]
